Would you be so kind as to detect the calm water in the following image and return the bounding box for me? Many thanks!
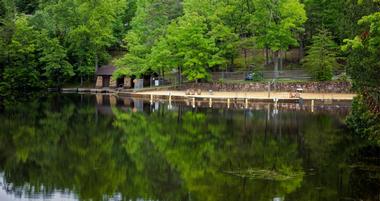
[0,94,379,201]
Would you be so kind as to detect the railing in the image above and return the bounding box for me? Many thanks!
[211,70,311,81]
[148,69,346,88]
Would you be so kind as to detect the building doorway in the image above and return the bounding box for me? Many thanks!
[102,76,110,87]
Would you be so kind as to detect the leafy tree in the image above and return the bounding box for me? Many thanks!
[343,5,380,91]
[117,0,240,79]
[146,38,174,78]
[38,33,74,87]
[15,0,39,14]
[347,96,380,144]
[32,0,127,82]
[180,0,239,71]
[116,0,183,77]
[252,0,307,77]
[303,29,339,81]
[162,12,224,82]
[304,0,378,43]
[1,16,43,91]
[343,0,380,143]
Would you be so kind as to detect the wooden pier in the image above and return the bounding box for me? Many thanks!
[124,90,355,102]
[61,88,355,111]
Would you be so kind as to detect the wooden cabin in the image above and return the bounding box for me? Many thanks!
[95,65,133,89]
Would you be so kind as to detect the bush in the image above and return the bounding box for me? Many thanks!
[347,96,380,145]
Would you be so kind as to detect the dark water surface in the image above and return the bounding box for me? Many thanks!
[0,94,379,201]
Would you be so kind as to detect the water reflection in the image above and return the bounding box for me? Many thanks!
[0,94,378,201]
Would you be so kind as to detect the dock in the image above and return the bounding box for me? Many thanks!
[60,88,356,107]
[126,90,356,102]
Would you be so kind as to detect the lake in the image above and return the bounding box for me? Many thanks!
[0,94,379,201]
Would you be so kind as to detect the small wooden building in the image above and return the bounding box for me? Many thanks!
[95,65,133,88]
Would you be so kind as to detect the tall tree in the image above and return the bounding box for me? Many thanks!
[252,0,307,77]
[38,32,74,88]
[343,0,380,143]
[343,0,380,91]
[32,0,127,83]
[163,12,224,82]
[304,0,377,43]
[303,29,339,81]
[1,16,43,91]
[15,0,39,14]
[116,0,183,77]
[183,0,239,70]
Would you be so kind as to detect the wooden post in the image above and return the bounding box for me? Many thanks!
[192,97,195,108]
[268,81,271,98]
[209,98,212,108]
[110,95,117,106]
[227,98,230,109]
[150,94,153,105]
[96,94,103,105]
[274,98,278,109]
[311,99,314,113]
[169,93,172,105]
[245,98,248,109]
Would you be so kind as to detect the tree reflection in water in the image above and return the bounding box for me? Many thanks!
[0,94,378,201]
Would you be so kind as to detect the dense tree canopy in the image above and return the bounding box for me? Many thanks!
[303,28,339,81]
[343,0,380,143]
[0,0,379,90]
[0,0,130,90]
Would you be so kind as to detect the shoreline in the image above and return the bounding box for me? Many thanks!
[61,88,356,103]
[129,90,356,101]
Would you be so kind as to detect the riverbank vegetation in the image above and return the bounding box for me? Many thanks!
[0,0,378,88]
[0,0,379,141]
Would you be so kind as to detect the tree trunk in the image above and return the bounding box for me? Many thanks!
[265,47,269,65]
[95,54,99,73]
[230,55,234,72]
[244,49,248,69]
[279,50,283,71]
[178,66,182,85]
[299,39,304,62]
[274,51,279,79]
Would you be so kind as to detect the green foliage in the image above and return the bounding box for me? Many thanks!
[343,1,380,90]
[115,0,183,77]
[0,0,128,91]
[250,0,306,75]
[304,0,377,42]
[347,96,380,144]
[225,168,304,181]
[15,0,39,14]
[252,0,307,51]
[0,0,379,90]
[38,34,74,87]
[116,0,239,81]
[303,29,339,81]
[1,94,376,201]
[164,12,224,81]
[34,0,126,75]
[1,16,44,91]
[343,2,380,142]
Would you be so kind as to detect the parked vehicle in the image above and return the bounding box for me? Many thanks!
[245,72,264,81]
[245,73,254,81]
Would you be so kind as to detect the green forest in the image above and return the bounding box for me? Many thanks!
[0,0,380,141]
[0,0,379,87]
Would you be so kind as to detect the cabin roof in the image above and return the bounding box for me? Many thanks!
[96,65,116,76]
